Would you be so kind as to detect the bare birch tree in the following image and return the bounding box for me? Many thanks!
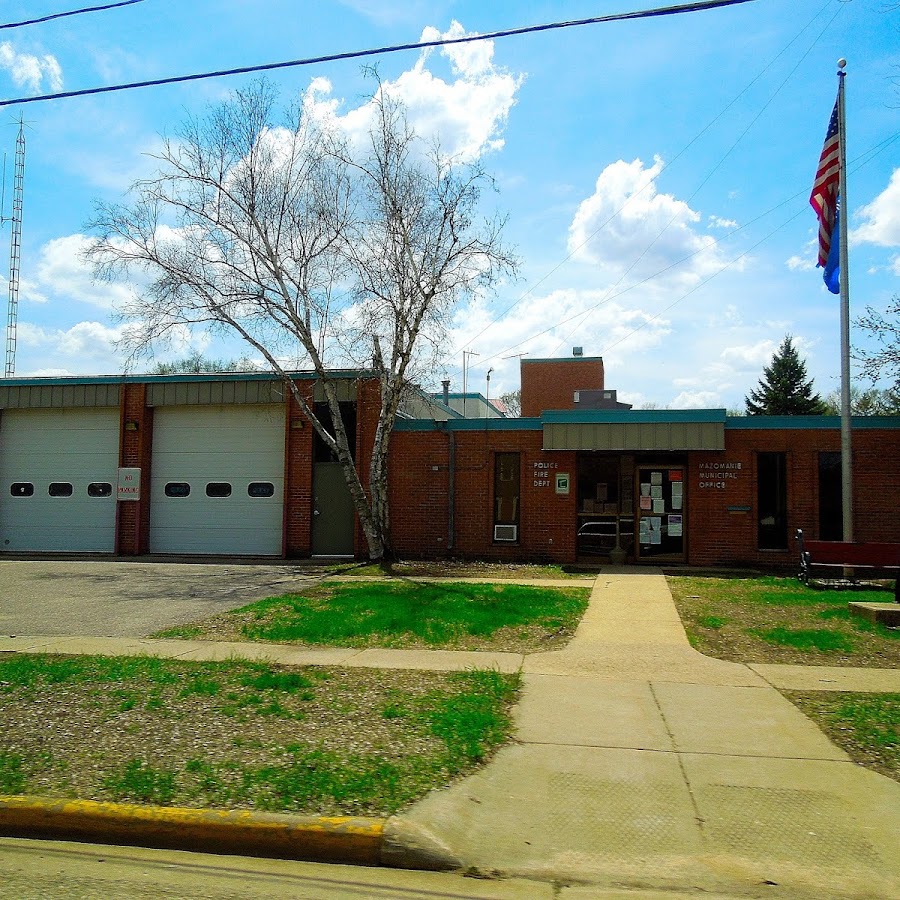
[87,79,515,560]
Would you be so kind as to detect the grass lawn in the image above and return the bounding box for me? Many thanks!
[335,561,590,579]
[0,653,519,817]
[154,580,592,652]
[668,574,899,782]
[785,692,899,782]
[667,575,898,668]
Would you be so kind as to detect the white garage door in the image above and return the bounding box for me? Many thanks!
[0,408,120,552]
[150,405,285,555]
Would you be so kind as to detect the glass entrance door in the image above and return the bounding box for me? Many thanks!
[635,466,685,562]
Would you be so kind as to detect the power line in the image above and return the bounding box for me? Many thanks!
[0,0,145,31]
[0,0,757,108]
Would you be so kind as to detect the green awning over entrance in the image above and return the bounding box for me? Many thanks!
[541,409,726,451]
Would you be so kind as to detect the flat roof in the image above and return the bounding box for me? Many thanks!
[0,369,373,387]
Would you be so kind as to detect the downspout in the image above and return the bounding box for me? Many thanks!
[448,429,455,553]
[442,380,455,553]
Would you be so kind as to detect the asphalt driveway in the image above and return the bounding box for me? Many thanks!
[0,559,329,638]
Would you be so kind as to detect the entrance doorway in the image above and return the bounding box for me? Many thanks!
[576,454,635,559]
[635,465,685,562]
[310,401,356,557]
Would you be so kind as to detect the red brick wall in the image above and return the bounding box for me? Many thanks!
[686,428,900,567]
[284,381,315,557]
[520,358,604,417]
[116,384,154,555]
[283,377,381,558]
[389,428,577,563]
[389,423,900,567]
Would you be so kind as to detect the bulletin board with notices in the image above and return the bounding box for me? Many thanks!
[636,467,685,560]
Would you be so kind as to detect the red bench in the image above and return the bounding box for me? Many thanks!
[796,529,900,602]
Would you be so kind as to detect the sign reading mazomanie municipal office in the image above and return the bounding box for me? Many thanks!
[697,461,743,490]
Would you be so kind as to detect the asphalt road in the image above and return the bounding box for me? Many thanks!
[0,838,561,900]
[0,559,330,638]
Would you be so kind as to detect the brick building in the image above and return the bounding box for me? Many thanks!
[1,360,898,567]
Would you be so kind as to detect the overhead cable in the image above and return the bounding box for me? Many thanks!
[0,0,145,31]
[0,0,757,107]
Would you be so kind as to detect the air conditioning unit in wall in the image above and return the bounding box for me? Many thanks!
[494,524,518,542]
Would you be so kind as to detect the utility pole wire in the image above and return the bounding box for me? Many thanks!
[1,0,145,31]
[0,0,757,107]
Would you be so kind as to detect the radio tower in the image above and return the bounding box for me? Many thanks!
[4,119,25,377]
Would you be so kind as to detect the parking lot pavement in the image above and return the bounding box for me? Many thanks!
[0,559,328,638]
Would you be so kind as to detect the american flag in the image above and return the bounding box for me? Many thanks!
[809,96,840,268]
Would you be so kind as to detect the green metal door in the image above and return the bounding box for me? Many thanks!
[312,461,355,556]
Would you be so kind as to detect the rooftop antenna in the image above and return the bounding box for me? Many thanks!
[3,117,25,377]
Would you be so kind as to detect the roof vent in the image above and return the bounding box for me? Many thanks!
[573,346,583,357]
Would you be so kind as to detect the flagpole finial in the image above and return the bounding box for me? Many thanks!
[837,58,847,72]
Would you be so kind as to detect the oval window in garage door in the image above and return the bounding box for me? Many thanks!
[10,482,33,497]
[49,482,73,497]
[206,482,232,498]
[165,482,191,498]
[88,482,113,497]
[248,482,275,498]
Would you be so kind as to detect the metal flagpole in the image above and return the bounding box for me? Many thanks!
[837,59,853,542]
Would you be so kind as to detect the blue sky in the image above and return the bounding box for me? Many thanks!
[2,0,898,410]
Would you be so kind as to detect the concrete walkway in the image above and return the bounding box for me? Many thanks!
[1,570,898,898]
[393,572,900,899]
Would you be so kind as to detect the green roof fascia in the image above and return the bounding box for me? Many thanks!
[726,415,900,429]
[0,370,374,388]
[541,409,728,425]
[393,417,542,432]
[521,356,603,364]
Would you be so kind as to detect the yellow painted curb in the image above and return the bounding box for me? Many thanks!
[0,796,384,864]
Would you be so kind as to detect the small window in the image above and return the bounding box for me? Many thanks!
[49,482,73,498]
[206,482,232,498]
[165,482,191,498]
[248,482,275,498]
[494,452,520,537]
[10,482,33,497]
[87,482,113,498]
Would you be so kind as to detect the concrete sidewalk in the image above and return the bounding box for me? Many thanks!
[394,572,900,899]
[1,570,898,898]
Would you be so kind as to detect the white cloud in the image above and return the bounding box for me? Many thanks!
[720,339,778,370]
[786,254,815,272]
[424,21,494,77]
[567,157,730,289]
[671,390,723,409]
[302,22,523,163]
[853,168,900,248]
[446,287,671,398]
[18,320,123,358]
[708,215,738,230]
[0,42,62,93]
[28,234,134,310]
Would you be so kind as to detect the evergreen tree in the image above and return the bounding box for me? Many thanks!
[745,335,825,415]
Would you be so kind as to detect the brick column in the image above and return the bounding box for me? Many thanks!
[117,384,153,555]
